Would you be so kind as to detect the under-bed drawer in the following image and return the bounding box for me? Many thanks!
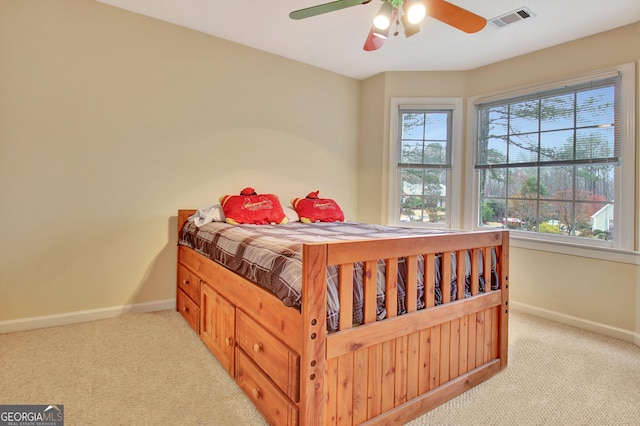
[236,310,300,402]
[177,263,201,303]
[236,349,299,426]
[178,245,207,275]
[177,289,199,333]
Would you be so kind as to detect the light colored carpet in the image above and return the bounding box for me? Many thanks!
[1,310,638,425]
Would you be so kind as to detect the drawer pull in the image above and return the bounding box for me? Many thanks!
[225,337,232,347]
[183,306,189,313]
[182,278,190,286]
[253,343,262,353]
[252,388,261,400]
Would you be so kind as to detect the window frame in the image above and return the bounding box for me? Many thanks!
[465,63,636,255]
[388,97,463,229]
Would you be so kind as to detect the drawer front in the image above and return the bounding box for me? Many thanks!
[178,246,207,275]
[236,310,300,402]
[236,349,298,426]
[177,263,201,303]
[177,289,199,333]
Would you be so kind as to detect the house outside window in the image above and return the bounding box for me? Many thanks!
[469,63,635,250]
[389,98,463,228]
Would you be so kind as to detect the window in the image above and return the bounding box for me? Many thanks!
[389,98,463,228]
[471,64,635,250]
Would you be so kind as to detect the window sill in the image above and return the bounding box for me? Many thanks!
[508,232,640,265]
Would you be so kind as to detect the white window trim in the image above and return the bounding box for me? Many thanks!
[464,63,636,260]
[388,97,464,229]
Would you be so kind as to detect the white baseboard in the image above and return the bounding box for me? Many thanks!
[0,299,176,334]
[510,301,640,347]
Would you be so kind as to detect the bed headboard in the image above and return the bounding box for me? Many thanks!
[177,209,196,239]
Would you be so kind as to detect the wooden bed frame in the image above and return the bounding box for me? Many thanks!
[176,210,509,425]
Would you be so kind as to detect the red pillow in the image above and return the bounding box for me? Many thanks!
[291,191,344,223]
[220,187,288,225]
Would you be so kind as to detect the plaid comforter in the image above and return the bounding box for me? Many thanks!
[178,220,496,331]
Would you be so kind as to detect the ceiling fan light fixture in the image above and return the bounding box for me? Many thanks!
[406,2,426,24]
[373,26,390,39]
[373,2,393,30]
[401,13,420,37]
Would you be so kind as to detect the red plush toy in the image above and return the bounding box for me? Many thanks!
[291,191,344,223]
[220,187,288,225]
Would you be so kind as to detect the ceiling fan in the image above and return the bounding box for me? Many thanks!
[289,0,487,51]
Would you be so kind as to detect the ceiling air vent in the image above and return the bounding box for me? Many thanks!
[489,7,535,29]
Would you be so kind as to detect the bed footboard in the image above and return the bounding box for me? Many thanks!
[299,231,509,425]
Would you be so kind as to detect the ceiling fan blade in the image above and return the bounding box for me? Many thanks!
[290,0,371,20]
[424,0,486,33]
[363,26,386,51]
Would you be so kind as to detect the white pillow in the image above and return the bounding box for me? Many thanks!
[189,204,226,227]
[284,206,300,222]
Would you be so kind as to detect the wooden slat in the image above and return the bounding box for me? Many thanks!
[367,345,383,419]
[385,259,398,319]
[439,322,451,383]
[458,314,469,375]
[429,326,441,389]
[442,252,451,304]
[336,353,354,424]
[467,313,477,370]
[325,358,338,426]
[484,308,492,363]
[456,250,466,301]
[491,306,500,359]
[424,253,436,308]
[470,249,479,296]
[475,311,485,367]
[449,318,460,379]
[406,255,418,313]
[394,335,408,406]
[407,332,420,400]
[380,341,396,412]
[418,329,431,394]
[363,260,377,324]
[483,247,492,292]
[338,264,354,331]
[353,348,368,424]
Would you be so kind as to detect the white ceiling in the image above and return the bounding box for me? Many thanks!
[96,0,640,80]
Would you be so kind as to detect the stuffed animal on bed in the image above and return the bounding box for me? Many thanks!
[291,190,345,223]
[220,187,288,225]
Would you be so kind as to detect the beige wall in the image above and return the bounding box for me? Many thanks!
[0,0,359,322]
[362,23,640,342]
